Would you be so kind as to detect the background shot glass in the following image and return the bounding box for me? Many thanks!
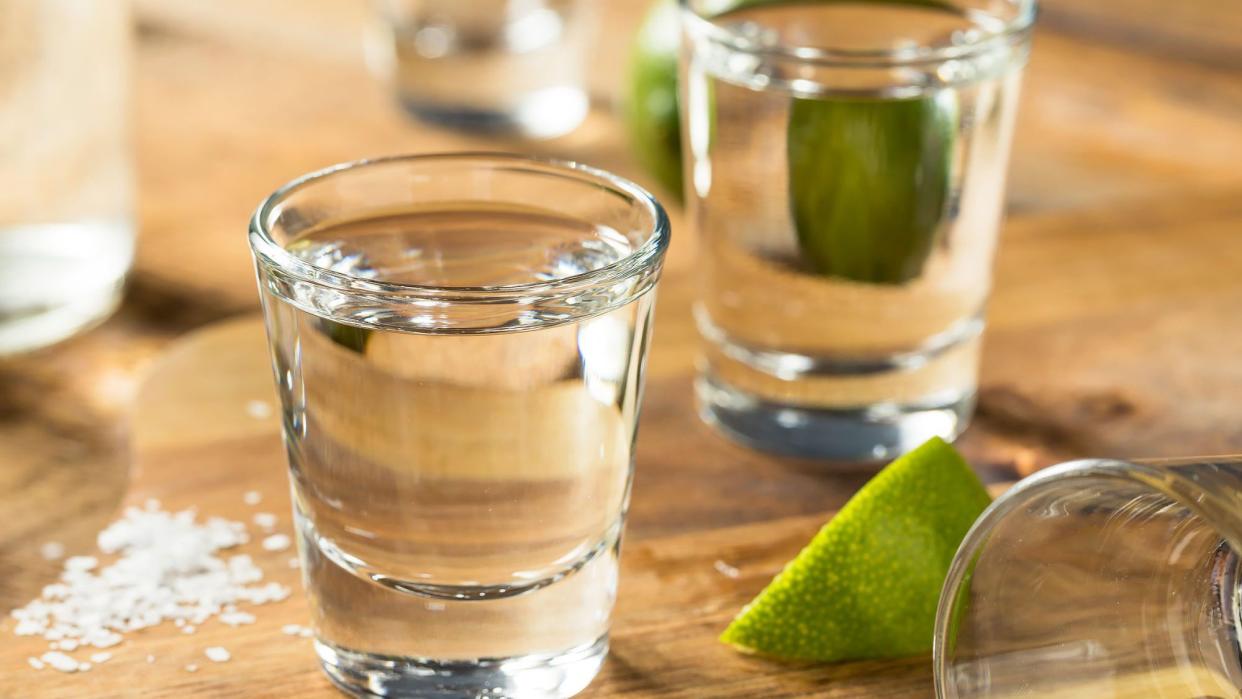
[682,0,1035,460]
[249,154,669,698]
[369,0,591,139]
[0,0,134,355]
[935,458,1242,698]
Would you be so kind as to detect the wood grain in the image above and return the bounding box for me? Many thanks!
[0,318,930,698]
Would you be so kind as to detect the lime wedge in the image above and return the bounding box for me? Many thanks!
[788,92,958,284]
[625,0,683,200]
[720,436,990,662]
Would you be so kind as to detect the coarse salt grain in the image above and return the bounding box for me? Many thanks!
[205,646,231,663]
[90,652,112,663]
[253,513,278,530]
[40,651,79,673]
[281,624,314,638]
[40,542,65,561]
[713,560,741,579]
[185,664,198,673]
[9,500,289,671]
[243,491,262,506]
[219,611,256,627]
[146,655,155,664]
[261,534,291,552]
[28,657,44,670]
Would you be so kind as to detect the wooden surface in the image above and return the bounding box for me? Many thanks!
[1,0,1241,695]
[0,318,938,698]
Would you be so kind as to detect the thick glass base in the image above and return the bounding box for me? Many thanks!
[0,222,132,355]
[316,635,608,699]
[397,86,589,140]
[697,373,974,462]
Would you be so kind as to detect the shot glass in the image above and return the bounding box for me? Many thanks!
[681,0,1036,460]
[0,0,134,354]
[369,0,591,139]
[248,154,669,698]
[935,458,1242,698]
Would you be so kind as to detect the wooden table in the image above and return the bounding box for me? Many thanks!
[2,0,1242,696]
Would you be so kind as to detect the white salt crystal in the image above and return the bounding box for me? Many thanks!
[253,513,278,530]
[90,652,112,663]
[79,662,92,671]
[27,657,44,670]
[10,502,293,675]
[280,624,303,636]
[40,542,65,561]
[146,655,155,664]
[41,651,79,673]
[243,491,262,506]
[261,534,291,552]
[183,625,196,634]
[205,646,231,663]
[246,400,273,419]
[219,611,256,627]
[185,664,198,673]
[64,556,98,572]
[287,557,300,569]
[713,560,741,579]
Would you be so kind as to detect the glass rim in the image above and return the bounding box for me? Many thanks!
[681,0,1038,68]
[248,152,671,301]
[931,456,1242,697]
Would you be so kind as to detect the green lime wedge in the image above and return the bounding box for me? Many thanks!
[789,92,958,284]
[720,436,990,662]
[625,0,683,200]
[626,0,959,282]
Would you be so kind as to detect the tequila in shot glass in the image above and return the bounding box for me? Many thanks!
[0,0,134,354]
[682,0,1035,460]
[369,0,591,139]
[249,154,669,698]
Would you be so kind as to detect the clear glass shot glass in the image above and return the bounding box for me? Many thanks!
[935,458,1242,698]
[368,0,591,139]
[248,154,669,698]
[0,0,134,354]
[681,0,1036,460]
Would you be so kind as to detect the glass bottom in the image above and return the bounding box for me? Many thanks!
[316,635,608,699]
[696,373,974,462]
[396,86,589,140]
[0,221,132,355]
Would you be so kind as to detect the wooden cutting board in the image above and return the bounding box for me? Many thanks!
[0,317,939,698]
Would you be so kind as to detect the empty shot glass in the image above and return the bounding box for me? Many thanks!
[935,457,1242,698]
[369,0,591,139]
[249,154,669,698]
[681,0,1036,460]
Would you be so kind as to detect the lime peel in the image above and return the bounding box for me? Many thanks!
[720,437,990,662]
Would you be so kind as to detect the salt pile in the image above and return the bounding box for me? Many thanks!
[10,499,292,673]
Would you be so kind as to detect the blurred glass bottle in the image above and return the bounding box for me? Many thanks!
[0,0,134,355]
[369,0,590,139]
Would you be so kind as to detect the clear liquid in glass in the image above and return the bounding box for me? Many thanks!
[373,0,590,138]
[686,1,1026,459]
[260,206,654,697]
